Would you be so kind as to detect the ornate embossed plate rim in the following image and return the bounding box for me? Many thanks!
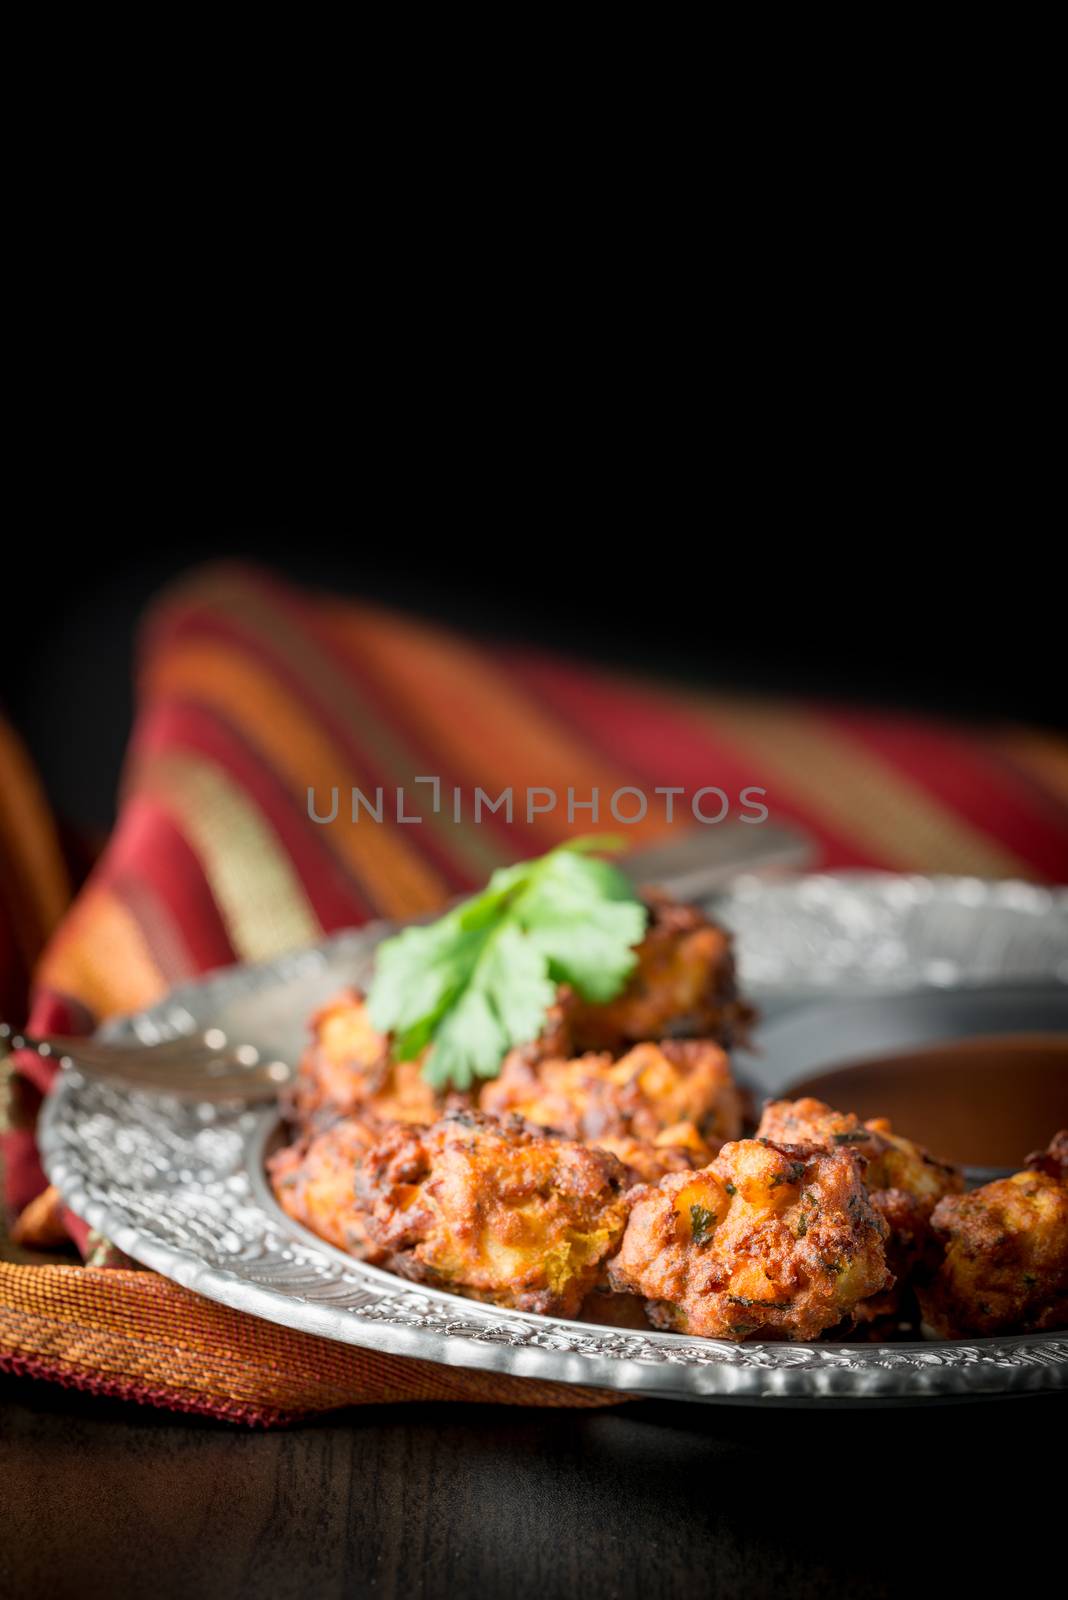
[39,874,1068,1403]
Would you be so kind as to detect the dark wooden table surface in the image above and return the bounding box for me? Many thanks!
[1,1375,1061,1600]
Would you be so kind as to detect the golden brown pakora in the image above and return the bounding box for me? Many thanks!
[480,1038,741,1157]
[756,1097,963,1318]
[588,1133,710,1187]
[756,1098,963,1211]
[917,1156,1068,1338]
[1026,1128,1068,1182]
[285,891,750,1135]
[352,1111,631,1317]
[608,1137,891,1341]
[564,891,754,1052]
[268,1116,379,1259]
[283,988,470,1132]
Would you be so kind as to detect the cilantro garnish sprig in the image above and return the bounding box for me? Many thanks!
[366,836,647,1091]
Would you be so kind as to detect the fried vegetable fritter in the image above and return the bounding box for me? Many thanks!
[564,891,753,1052]
[283,988,469,1132]
[608,1137,891,1341]
[352,1111,631,1317]
[285,892,750,1133]
[481,1038,741,1157]
[268,1117,379,1259]
[272,893,758,1321]
[917,1159,1068,1338]
[756,1097,963,1318]
[589,1133,709,1187]
[757,1098,963,1211]
[1026,1128,1068,1182]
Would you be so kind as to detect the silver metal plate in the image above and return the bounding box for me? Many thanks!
[39,875,1068,1403]
[715,871,1068,1000]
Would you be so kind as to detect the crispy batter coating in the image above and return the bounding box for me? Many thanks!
[481,1038,741,1157]
[268,1117,379,1259]
[1026,1129,1068,1182]
[284,988,470,1132]
[564,892,754,1052]
[352,1111,631,1317]
[917,1165,1068,1337]
[272,894,757,1321]
[756,1097,963,1318]
[757,1098,962,1210]
[608,1138,891,1341]
[589,1134,710,1187]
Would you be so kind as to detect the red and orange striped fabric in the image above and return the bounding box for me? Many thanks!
[3,563,1067,1423]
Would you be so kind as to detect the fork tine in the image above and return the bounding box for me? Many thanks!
[66,1060,290,1102]
[50,1041,235,1071]
[16,1027,293,1102]
[109,1032,244,1059]
[26,1031,250,1064]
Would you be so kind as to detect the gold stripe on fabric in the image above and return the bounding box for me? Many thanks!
[135,751,321,963]
[679,693,1032,878]
[144,641,448,918]
[325,605,669,846]
[146,568,507,883]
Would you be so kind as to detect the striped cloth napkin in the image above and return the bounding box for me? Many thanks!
[2,563,1066,1423]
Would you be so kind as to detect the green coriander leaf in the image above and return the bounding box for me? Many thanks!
[367,917,481,1037]
[689,1204,718,1245]
[424,988,507,1091]
[523,897,646,1001]
[518,841,636,906]
[510,845,645,999]
[391,1014,439,1062]
[475,923,557,1045]
[365,836,648,1091]
[548,833,629,856]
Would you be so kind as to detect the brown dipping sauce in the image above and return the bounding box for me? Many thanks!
[791,1033,1068,1169]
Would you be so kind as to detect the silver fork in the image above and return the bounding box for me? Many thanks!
[0,1020,294,1103]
